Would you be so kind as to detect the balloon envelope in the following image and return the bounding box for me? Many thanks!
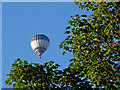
[30,34,50,57]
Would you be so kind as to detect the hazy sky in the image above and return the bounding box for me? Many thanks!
[2,2,92,88]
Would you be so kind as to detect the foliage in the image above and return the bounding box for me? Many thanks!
[59,2,120,89]
[5,58,61,89]
[5,59,92,89]
[58,67,92,89]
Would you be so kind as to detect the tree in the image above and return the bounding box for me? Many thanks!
[5,58,92,89]
[5,59,61,89]
[59,1,120,89]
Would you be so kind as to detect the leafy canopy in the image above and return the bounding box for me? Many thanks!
[5,58,92,89]
[59,2,120,89]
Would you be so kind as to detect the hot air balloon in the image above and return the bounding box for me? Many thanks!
[30,34,50,58]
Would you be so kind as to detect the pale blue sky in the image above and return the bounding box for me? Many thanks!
[2,2,92,88]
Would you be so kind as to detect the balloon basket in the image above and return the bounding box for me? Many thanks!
[39,56,41,59]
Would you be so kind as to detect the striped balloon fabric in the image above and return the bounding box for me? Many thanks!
[30,34,50,58]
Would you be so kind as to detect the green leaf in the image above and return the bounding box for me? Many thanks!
[59,43,63,48]
[81,15,87,17]
[66,26,71,30]
[62,50,66,55]
[65,31,70,34]
[69,63,74,68]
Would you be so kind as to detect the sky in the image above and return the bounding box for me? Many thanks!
[2,2,92,88]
